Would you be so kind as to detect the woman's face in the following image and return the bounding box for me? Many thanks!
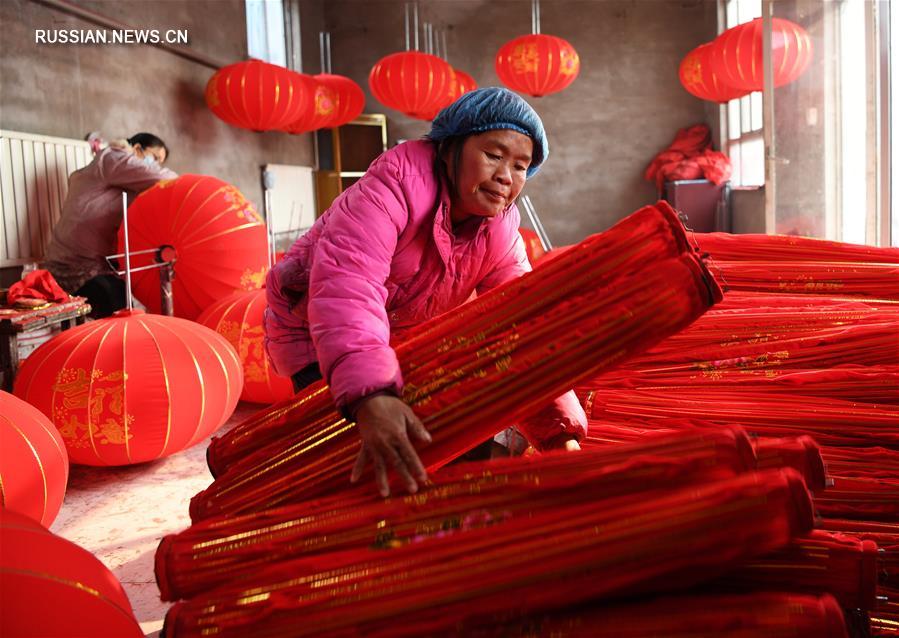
[447,129,533,225]
[134,144,167,165]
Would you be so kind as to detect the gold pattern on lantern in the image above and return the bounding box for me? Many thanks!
[205,78,220,108]
[52,368,134,448]
[559,48,580,75]
[511,43,540,74]
[240,267,266,290]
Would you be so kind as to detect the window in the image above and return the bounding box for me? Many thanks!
[723,0,764,187]
[246,0,287,67]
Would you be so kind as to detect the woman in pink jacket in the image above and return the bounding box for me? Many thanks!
[265,88,586,497]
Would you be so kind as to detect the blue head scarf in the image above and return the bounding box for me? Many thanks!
[427,87,548,178]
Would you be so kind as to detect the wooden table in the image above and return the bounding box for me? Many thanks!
[0,297,91,391]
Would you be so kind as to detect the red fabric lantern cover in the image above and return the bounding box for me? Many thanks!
[518,227,546,263]
[13,310,242,466]
[120,174,268,320]
[205,60,309,131]
[197,288,294,404]
[0,509,143,637]
[679,42,748,103]
[710,17,813,91]
[0,391,68,527]
[369,51,455,120]
[495,34,580,97]
[314,73,365,128]
[282,74,337,134]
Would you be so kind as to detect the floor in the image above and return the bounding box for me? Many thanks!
[49,402,260,637]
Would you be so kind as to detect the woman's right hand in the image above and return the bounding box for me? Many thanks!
[350,394,431,497]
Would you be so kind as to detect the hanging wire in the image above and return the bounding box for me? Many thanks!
[413,1,419,50]
[121,192,133,311]
[531,0,541,35]
[441,29,448,61]
[404,3,410,51]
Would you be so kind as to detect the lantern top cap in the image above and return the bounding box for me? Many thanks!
[427,87,548,178]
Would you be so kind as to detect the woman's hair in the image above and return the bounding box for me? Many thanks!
[127,132,169,160]
[435,135,467,198]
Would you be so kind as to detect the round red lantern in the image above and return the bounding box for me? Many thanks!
[369,51,455,120]
[121,174,268,321]
[495,34,580,97]
[282,75,338,134]
[314,73,366,128]
[710,17,813,92]
[197,288,295,404]
[205,60,310,131]
[422,67,479,121]
[0,391,68,527]
[1,509,143,637]
[679,43,749,103]
[13,310,242,466]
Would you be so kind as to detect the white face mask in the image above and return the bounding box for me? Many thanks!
[142,153,159,168]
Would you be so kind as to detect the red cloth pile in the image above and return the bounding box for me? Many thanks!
[6,269,69,305]
[644,124,733,191]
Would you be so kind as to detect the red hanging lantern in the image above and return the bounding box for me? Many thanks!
[369,51,455,120]
[1,509,143,637]
[679,42,749,103]
[710,17,813,92]
[205,60,310,131]
[13,310,242,466]
[0,391,68,527]
[495,34,580,97]
[281,75,338,134]
[197,288,295,404]
[314,73,366,128]
[421,67,479,121]
[120,174,268,321]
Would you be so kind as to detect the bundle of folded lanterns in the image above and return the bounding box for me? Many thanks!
[155,201,898,638]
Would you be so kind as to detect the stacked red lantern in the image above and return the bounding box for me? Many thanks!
[0,391,68,527]
[369,51,455,120]
[1,509,143,637]
[13,310,242,466]
[205,60,310,131]
[679,18,812,103]
[197,288,295,404]
[495,34,580,97]
[120,174,268,321]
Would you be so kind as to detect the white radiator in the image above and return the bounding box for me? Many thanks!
[0,129,92,267]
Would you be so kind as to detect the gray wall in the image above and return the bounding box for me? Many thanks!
[0,0,319,215]
[322,0,720,244]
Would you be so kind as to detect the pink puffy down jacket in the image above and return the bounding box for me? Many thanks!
[264,140,585,449]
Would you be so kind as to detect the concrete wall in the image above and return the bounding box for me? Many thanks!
[322,0,719,244]
[0,0,319,216]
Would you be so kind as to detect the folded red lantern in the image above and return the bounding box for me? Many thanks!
[369,51,454,120]
[495,33,580,97]
[0,391,68,527]
[715,530,880,610]
[814,476,899,521]
[753,436,827,492]
[692,231,899,263]
[1,509,143,637]
[13,310,242,466]
[712,260,899,299]
[194,207,721,520]
[820,445,899,482]
[208,201,699,474]
[431,592,848,638]
[205,60,309,131]
[820,519,898,590]
[164,469,814,638]
[679,42,748,103]
[709,17,813,91]
[158,427,755,601]
[197,288,294,404]
[121,174,269,320]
